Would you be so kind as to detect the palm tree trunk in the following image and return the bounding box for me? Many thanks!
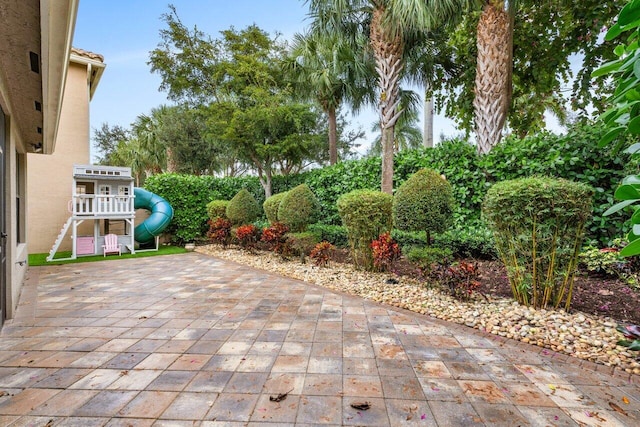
[473,0,512,154]
[371,6,403,194]
[423,89,434,148]
[328,107,338,165]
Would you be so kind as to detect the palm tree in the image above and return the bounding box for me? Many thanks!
[473,0,514,154]
[285,31,374,165]
[308,0,470,194]
[368,90,422,156]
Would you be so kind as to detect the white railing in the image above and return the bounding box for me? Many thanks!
[72,195,135,216]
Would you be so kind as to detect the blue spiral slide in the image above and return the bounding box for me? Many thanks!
[133,188,174,244]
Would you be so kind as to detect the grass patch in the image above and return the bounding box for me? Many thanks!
[29,245,187,266]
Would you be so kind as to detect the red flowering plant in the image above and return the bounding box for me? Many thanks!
[261,222,290,254]
[310,241,335,267]
[207,218,232,247]
[371,232,401,272]
[435,260,484,301]
[235,224,260,251]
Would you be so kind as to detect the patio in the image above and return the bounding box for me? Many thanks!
[0,252,638,426]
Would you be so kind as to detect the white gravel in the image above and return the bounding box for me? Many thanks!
[197,244,640,375]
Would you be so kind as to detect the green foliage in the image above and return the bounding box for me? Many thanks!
[483,177,594,310]
[393,168,454,241]
[144,174,212,243]
[616,324,640,352]
[286,231,321,261]
[579,246,625,278]
[439,1,625,135]
[278,184,320,232]
[432,227,497,260]
[405,246,453,276]
[337,190,393,270]
[483,125,629,245]
[226,189,262,226]
[307,224,349,248]
[206,200,229,221]
[263,192,288,224]
[593,0,640,256]
[305,156,381,225]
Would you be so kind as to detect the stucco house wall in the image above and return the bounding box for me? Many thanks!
[0,0,79,322]
[27,51,105,254]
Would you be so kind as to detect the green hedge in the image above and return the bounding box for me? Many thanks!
[144,174,213,243]
[146,124,628,246]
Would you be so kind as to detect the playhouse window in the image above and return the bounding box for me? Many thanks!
[118,186,129,196]
[99,185,110,196]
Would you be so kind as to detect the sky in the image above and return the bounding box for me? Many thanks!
[72,0,457,160]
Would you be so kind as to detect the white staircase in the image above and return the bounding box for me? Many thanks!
[47,217,73,261]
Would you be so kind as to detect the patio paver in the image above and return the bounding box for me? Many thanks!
[0,252,638,425]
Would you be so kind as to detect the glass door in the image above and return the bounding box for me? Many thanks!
[0,107,6,327]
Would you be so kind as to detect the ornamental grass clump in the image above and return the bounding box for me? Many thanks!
[337,189,393,271]
[393,168,454,245]
[482,177,593,310]
[263,192,288,225]
[226,189,261,226]
[278,184,320,232]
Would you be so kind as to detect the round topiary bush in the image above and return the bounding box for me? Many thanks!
[482,176,593,310]
[263,191,288,225]
[278,184,320,232]
[207,200,229,221]
[226,189,261,226]
[393,168,454,244]
[337,189,393,270]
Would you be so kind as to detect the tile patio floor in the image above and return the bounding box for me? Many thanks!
[0,252,639,426]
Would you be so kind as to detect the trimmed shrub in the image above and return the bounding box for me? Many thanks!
[483,176,594,310]
[278,184,320,232]
[308,224,349,248]
[337,189,393,270]
[286,231,321,261]
[207,200,228,221]
[393,168,454,244]
[405,246,453,277]
[432,227,497,260]
[263,192,288,224]
[226,189,261,226]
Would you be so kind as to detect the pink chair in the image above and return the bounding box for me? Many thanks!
[102,233,122,257]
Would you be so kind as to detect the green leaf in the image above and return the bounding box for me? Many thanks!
[629,115,640,134]
[619,0,640,27]
[598,127,624,147]
[603,199,638,216]
[615,184,640,200]
[621,237,640,257]
[625,142,640,154]
[592,59,622,77]
[628,340,640,351]
[606,23,623,41]
[622,175,640,185]
[634,58,640,80]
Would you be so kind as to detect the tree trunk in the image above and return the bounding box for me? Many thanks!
[473,1,512,154]
[423,90,434,148]
[371,6,403,194]
[328,107,338,165]
[166,147,177,173]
